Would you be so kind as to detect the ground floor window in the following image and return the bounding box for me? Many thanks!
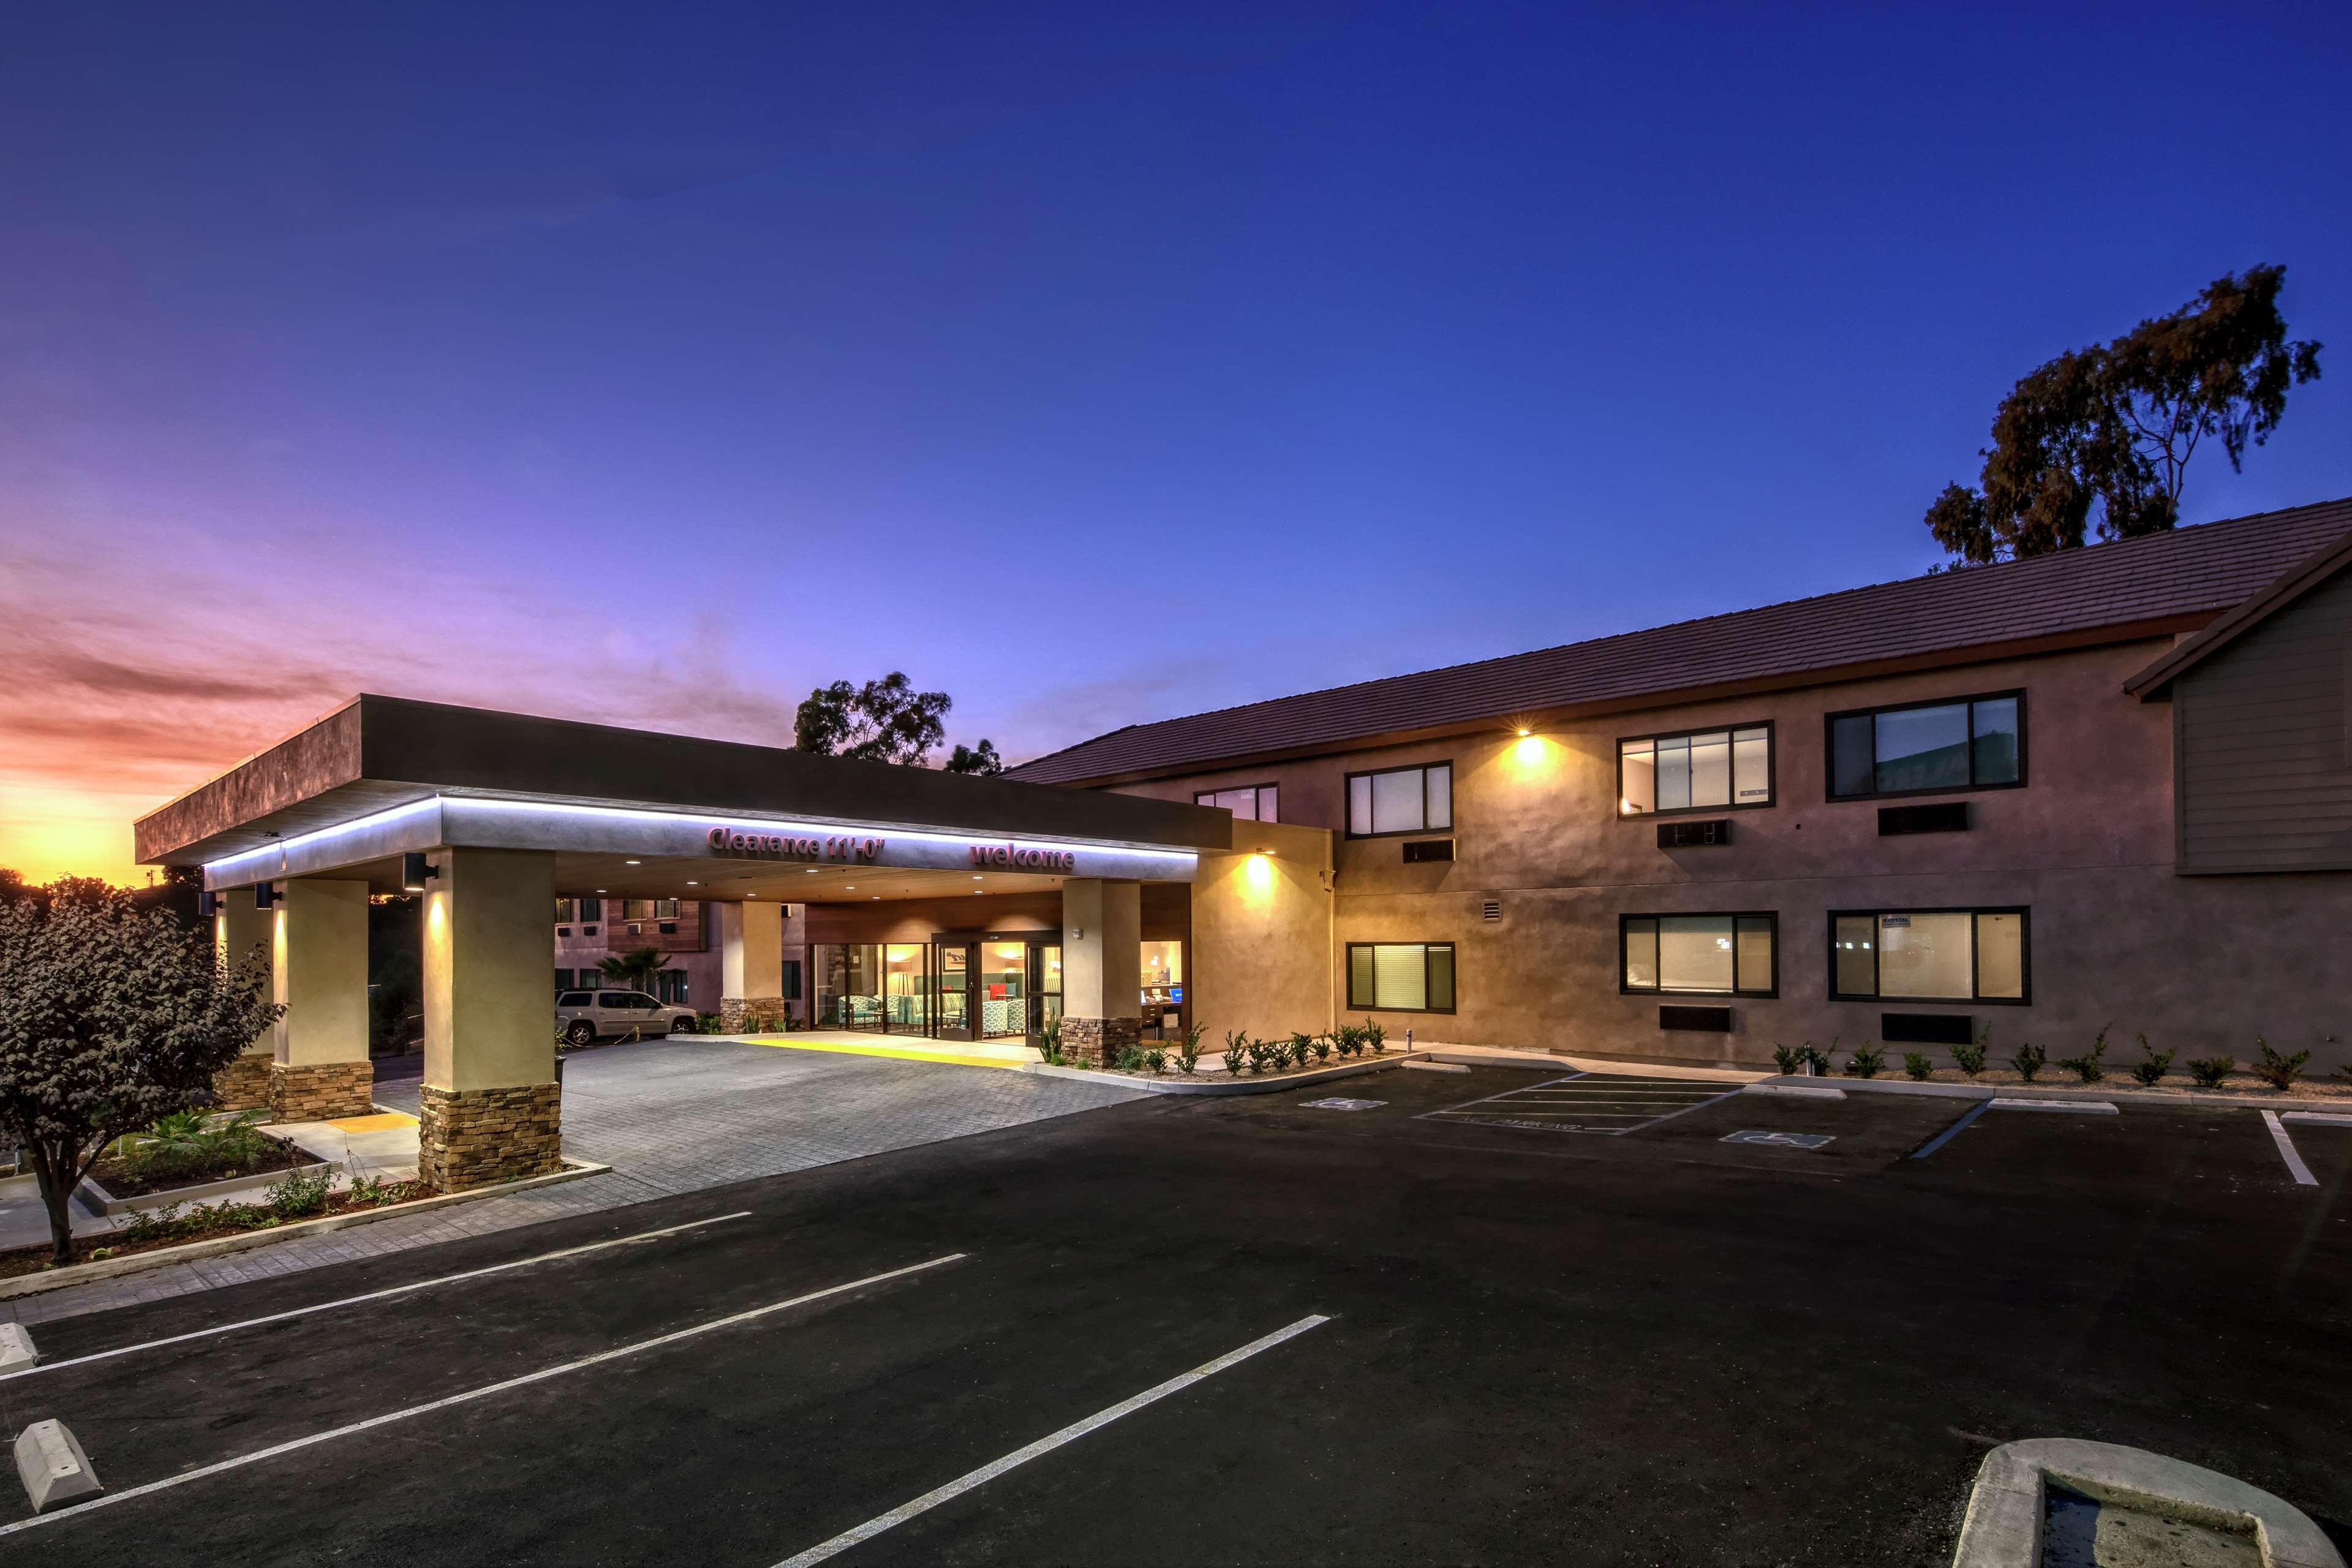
[780,958,802,1001]
[1830,908,2027,1002]
[1346,942,1455,1013]
[814,943,885,1030]
[1621,914,1776,996]
[658,970,689,1005]
[554,968,576,992]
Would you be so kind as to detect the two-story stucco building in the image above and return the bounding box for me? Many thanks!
[1007,496,2352,1073]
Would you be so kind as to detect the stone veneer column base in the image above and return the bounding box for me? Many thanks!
[720,997,790,1033]
[418,1083,562,1192]
[214,1053,273,1112]
[1060,1016,1141,1068]
[269,1060,375,1122]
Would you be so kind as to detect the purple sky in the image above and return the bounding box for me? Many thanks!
[5,2,2349,882]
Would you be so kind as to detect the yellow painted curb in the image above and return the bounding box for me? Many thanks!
[327,1112,417,1133]
[733,1036,1028,1072]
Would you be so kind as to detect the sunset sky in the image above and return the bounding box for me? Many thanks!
[6,2,2350,886]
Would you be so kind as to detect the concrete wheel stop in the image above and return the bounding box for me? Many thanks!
[1952,1438,2341,1567]
[14,1419,100,1513]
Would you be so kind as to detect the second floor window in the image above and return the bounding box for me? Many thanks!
[1196,784,1278,822]
[554,899,576,924]
[1619,725,1771,815]
[1346,763,1451,837]
[1829,692,2022,799]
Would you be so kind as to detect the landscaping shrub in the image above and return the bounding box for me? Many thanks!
[1289,1033,1317,1069]
[265,1167,332,1221]
[1772,1042,1806,1076]
[2129,1033,2174,1087]
[1143,1048,1167,1074]
[1311,1034,1333,1063]
[1902,1052,1933,1081]
[1952,1028,1988,1078]
[1114,1046,1147,1071]
[1173,1025,1205,1076]
[1222,1031,1250,1074]
[2055,1026,2109,1085]
[1245,1039,1278,1075]
[2185,1055,2235,1089]
[1037,1018,1068,1066]
[1363,1020,1387,1055]
[1845,1044,1885,1079]
[2336,1060,2352,1086]
[2250,1036,2311,1090]
[2010,1042,2046,1083]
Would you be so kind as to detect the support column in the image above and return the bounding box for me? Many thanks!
[420,848,560,1191]
[270,879,374,1121]
[714,900,785,1033]
[1061,878,1141,1066]
[213,895,276,1111]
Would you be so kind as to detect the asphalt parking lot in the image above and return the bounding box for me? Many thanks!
[2,1063,2346,1567]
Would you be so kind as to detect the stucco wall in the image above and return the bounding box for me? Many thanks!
[1116,639,2352,1073]
[1189,820,1333,1047]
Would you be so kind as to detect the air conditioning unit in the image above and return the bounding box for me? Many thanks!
[1402,839,1455,864]
[1657,819,1732,848]
[1879,802,1970,835]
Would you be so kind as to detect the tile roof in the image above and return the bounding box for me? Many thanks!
[1008,497,2352,785]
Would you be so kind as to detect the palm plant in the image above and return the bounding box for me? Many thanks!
[597,946,668,993]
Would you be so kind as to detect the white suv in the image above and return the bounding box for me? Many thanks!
[557,989,696,1047]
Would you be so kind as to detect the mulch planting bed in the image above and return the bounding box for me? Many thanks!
[86,1136,315,1199]
[0,1181,434,1281]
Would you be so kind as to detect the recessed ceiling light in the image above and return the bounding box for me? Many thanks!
[973,875,983,880]
[625,859,641,865]
[686,880,698,886]
[805,869,819,874]
[844,886,854,891]
[596,888,606,893]
[871,895,880,900]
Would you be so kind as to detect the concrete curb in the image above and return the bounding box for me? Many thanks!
[1952,1438,2342,1567]
[1023,1054,1419,1096]
[73,1159,335,1218]
[1749,1074,2352,1114]
[0,1160,611,1303]
[1744,1082,1848,1101]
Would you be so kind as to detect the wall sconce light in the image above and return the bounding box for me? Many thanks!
[198,889,219,918]
[254,883,281,910]
[401,852,439,892]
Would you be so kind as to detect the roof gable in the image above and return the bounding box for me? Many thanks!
[2125,526,2352,699]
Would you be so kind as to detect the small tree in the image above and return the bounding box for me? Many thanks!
[597,946,668,994]
[0,891,279,1264]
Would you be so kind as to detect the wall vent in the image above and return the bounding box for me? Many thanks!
[1659,1005,1734,1033]
[1880,1012,1974,1045]
[1879,801,1970,835]
[1481,898,1502,922]
[1402,839,1455,864]
[1657,819,1733,848]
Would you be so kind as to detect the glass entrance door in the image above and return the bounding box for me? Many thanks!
[933,943,974,1041]
[978,940,1028,1038]
[1027,944,1062,1041]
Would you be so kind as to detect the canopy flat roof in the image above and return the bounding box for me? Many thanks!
[137,695,1228,869]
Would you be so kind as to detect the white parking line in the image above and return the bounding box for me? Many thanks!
[1,1211,756,1383]
[772,1313,1330,1567]
[2261,1110,2319,1187]
[0,1252,966,1538]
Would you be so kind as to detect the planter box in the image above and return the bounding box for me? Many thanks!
[75,1155,334,1218]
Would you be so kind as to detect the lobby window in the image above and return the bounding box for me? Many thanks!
[1831,909,2028,1003]
[1196,783,1278,822]
[1828,693,2022,799]
[1345,943,1456,1012]
[1621,914,1776,996]
[1619,725,1772,816]
[1346,763,1452,838]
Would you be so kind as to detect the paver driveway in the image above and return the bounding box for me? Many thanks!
[4,1037,1144,1327]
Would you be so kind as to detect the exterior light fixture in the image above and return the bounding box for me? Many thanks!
[198,889,219,918]
[1517,728,1532,737]
[254,882,281,910]
[401,852,439,892]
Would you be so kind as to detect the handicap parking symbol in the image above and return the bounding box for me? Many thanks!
[1721,1129,1834,1150]
[1303,1098,1386,1111]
